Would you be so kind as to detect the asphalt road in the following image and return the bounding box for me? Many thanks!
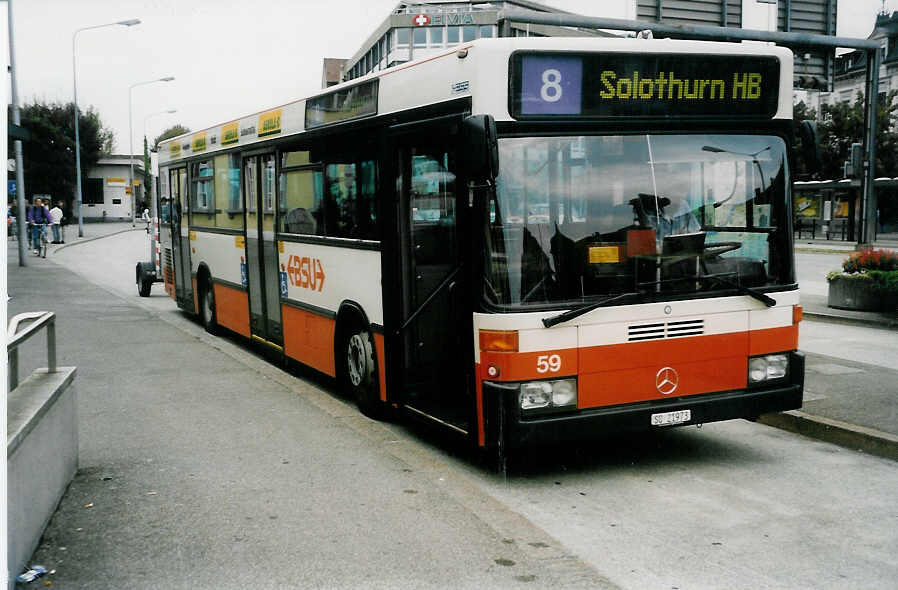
[34,232,898,589]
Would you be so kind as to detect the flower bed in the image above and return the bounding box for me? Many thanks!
[827,249,898,311]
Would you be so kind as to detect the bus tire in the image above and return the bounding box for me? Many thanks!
[200,275,219,334]
[340,322,385,419]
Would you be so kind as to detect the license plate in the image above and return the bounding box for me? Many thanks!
[651,409,691,427]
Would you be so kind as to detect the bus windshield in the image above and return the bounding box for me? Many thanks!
[484,134,791,307]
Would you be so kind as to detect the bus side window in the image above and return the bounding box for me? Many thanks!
[325,162,357,238]
[321,157,378,240]
[279,169,323,236]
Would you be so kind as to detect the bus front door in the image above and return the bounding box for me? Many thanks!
[397,144,470,434]
[243,153,283,348]
[169,167,194,309]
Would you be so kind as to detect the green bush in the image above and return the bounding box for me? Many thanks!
[828,269,898,296]
[869,270,898,294]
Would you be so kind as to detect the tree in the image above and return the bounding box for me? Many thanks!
[792,101,818,179]
[812,90,898,180]
[794,91,898,232]
[7,101,115,214]
[153,124,191,151]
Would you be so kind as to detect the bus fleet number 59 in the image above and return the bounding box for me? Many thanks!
[536,354,562,373]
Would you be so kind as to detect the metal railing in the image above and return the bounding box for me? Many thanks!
[8,311,57,390]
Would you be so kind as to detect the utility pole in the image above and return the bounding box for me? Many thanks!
[9,0,29,266]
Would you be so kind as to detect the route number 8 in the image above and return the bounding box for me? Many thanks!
[540,69,563,103]
[537,354,562,373]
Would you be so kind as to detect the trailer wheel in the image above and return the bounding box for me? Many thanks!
[137,263,152,297]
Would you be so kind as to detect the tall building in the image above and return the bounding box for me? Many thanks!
[328,0,613,86]
[325,1,838,89]
[636,0,837,91]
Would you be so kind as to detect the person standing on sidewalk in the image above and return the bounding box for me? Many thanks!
[49,201,64,243]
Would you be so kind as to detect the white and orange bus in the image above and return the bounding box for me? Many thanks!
[146,37,806,463]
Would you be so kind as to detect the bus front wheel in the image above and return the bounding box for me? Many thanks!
[340,324,385,419]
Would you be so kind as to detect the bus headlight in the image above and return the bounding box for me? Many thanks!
[748,354,789,384]
[520,378,577,414]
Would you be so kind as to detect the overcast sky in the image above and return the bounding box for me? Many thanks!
[4,0,896,155]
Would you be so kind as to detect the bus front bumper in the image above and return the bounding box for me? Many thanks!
[483,352,804,449]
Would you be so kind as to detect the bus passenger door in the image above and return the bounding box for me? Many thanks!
[169,167,194,309]
[396,142,470,433]
[243,153,283,347]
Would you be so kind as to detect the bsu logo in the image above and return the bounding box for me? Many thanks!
[286,255,325,292]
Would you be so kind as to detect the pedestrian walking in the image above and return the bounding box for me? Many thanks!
[27,198,51,253]
[49,201,64,243]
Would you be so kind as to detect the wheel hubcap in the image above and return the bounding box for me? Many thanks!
[347,334,369,387]
[204,289,213,324]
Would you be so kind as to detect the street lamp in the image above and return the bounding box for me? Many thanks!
[129,77,175,226]
[73,18,141,238]
[143,108,177,144]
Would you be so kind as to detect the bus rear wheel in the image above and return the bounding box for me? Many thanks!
[200,276,219,334]
[341,325,384,419]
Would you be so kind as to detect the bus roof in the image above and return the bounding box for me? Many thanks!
[159,37,793,165]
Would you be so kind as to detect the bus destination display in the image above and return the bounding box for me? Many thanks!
[511,53,780,119]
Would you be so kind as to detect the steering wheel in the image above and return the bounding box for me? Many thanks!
[703,241,741,258]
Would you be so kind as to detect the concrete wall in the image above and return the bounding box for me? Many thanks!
[7,368,78,588]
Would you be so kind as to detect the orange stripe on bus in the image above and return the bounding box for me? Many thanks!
[281,305,336,377]
[163,264,176,299]
[477,329,798,412]
[479,348,578,382]
[213,283,251,338]
[373,332,387,402]
[749,325,798,356]
[578,356,747,408]
[191,278,199,314]
[580,332,749,372]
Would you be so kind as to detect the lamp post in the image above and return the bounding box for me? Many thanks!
[129,77,175,226]
[73,18,140,238]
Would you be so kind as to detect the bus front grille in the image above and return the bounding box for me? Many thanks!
[628,319,704,342]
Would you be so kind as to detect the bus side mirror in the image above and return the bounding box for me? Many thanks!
[799,120,821,175]
[461,115,499,181]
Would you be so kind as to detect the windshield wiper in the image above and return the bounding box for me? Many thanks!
[542,292,642,328]
[696,274,776,307]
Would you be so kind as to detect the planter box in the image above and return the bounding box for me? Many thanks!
[828,276,894,311]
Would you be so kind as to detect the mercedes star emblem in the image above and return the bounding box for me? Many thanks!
[656,367,679,395]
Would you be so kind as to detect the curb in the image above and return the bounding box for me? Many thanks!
[759,410,898,462]
[803,310,898,330]
[51,227,144,255]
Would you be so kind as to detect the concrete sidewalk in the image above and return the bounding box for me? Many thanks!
[7,237,612,589]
